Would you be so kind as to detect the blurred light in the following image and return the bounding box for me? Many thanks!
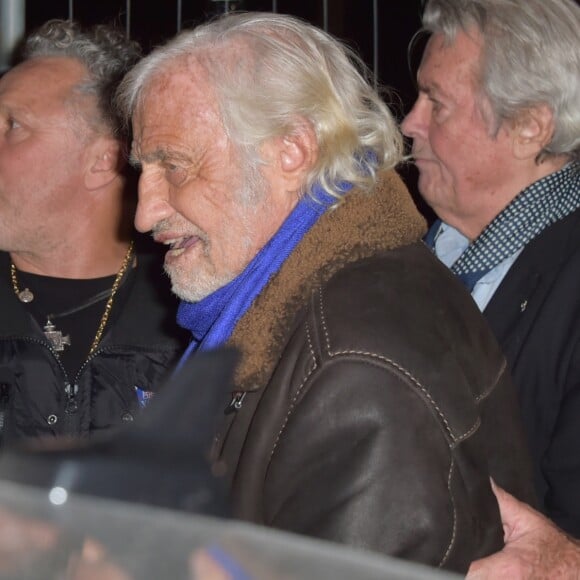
[0,0,25,74]
[48,486,68,506]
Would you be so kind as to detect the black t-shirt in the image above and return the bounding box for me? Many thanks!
[17,270,129,381]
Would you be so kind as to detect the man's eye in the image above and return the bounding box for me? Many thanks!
[1,116,27,141]
[7,117,21,131]
[2,116,19,132]
[165,164,187,186]
[429,98,441,112]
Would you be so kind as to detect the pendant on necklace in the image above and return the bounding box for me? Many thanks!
[18,288,34,303]
[43,319,71,352]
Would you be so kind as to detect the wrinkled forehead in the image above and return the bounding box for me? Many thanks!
[418,29,484,87]
[130,55,229,162]
[134,55,217,124]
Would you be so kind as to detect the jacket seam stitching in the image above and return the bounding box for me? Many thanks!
[474,359,507,403]
[269,322,317,460]
[439,459,457,567]
[317,287,332,355]
[317,286,482,443]
[451,417,481,446]
[331,348,463,443]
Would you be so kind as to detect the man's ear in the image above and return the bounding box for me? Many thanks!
[84,137,125,191]
[261,118,319,194]
[512,104,555,161]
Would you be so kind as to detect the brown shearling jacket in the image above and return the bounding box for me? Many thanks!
[212,170,536,573]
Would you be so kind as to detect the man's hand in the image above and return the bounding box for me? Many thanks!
[467,481,580,579]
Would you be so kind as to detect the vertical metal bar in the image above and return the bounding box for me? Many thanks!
[0,0,25,73]
[68,0,74,21]
[372,0,378,88]
[177,0,182,32]
[126,0,131,38]
[322,0,328,32]
[272,0,277,12]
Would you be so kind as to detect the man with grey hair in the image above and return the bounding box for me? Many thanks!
[402,0,580,572]
[117,11,535,573]
[0,20,187,446]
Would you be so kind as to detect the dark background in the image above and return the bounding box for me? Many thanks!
[22,0,426,202]
[24,1,424,111]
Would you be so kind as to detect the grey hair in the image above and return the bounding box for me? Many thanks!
[116,11,402,199]
[21,19,141,138]
[421,0,580,161]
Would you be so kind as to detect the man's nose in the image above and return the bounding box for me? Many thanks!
[401,97,427,140]
[134,174,171,233]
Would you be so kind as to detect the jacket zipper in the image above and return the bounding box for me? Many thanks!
[64,345,115,434]
[210,392,246,464]
[225,391,246,414]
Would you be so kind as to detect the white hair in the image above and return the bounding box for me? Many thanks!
[116,11,403,199]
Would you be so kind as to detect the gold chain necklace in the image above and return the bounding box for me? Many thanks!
[10,241,134,356]
[10,265,34,303]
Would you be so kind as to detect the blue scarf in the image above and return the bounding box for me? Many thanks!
[175,184,342,368]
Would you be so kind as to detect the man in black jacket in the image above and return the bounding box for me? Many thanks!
[402,0,580,576]
[0,20,188,444]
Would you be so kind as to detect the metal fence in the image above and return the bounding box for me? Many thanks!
[0,0,423,112]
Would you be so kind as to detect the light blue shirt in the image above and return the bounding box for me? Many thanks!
[432,223,522,311]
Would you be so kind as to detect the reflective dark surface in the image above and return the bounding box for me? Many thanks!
[0,481,461,580]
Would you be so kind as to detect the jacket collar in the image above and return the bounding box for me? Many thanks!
[484,206,580,355]
[228,170,427,391]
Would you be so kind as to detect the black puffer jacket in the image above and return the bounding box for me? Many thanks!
[0,246,188,444]
[211,171,537,574]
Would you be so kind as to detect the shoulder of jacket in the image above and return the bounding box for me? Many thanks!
[306,247,506,443]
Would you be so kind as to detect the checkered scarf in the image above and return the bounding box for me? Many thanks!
[427,161,580,290]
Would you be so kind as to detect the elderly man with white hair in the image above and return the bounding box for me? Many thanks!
[116,11,535,574]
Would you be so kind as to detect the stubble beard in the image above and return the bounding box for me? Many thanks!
[168,159,268,303]
[166,250,237,303]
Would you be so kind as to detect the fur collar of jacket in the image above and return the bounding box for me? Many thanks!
[228,169,427,391]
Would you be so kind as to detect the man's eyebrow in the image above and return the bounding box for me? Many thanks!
[129,147,191,167]
[417,79,451,100]
[0,102,34,122]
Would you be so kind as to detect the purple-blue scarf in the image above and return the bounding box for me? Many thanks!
[175,184,343,368]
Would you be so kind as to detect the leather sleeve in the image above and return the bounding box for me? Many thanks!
[261,355,493,572]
